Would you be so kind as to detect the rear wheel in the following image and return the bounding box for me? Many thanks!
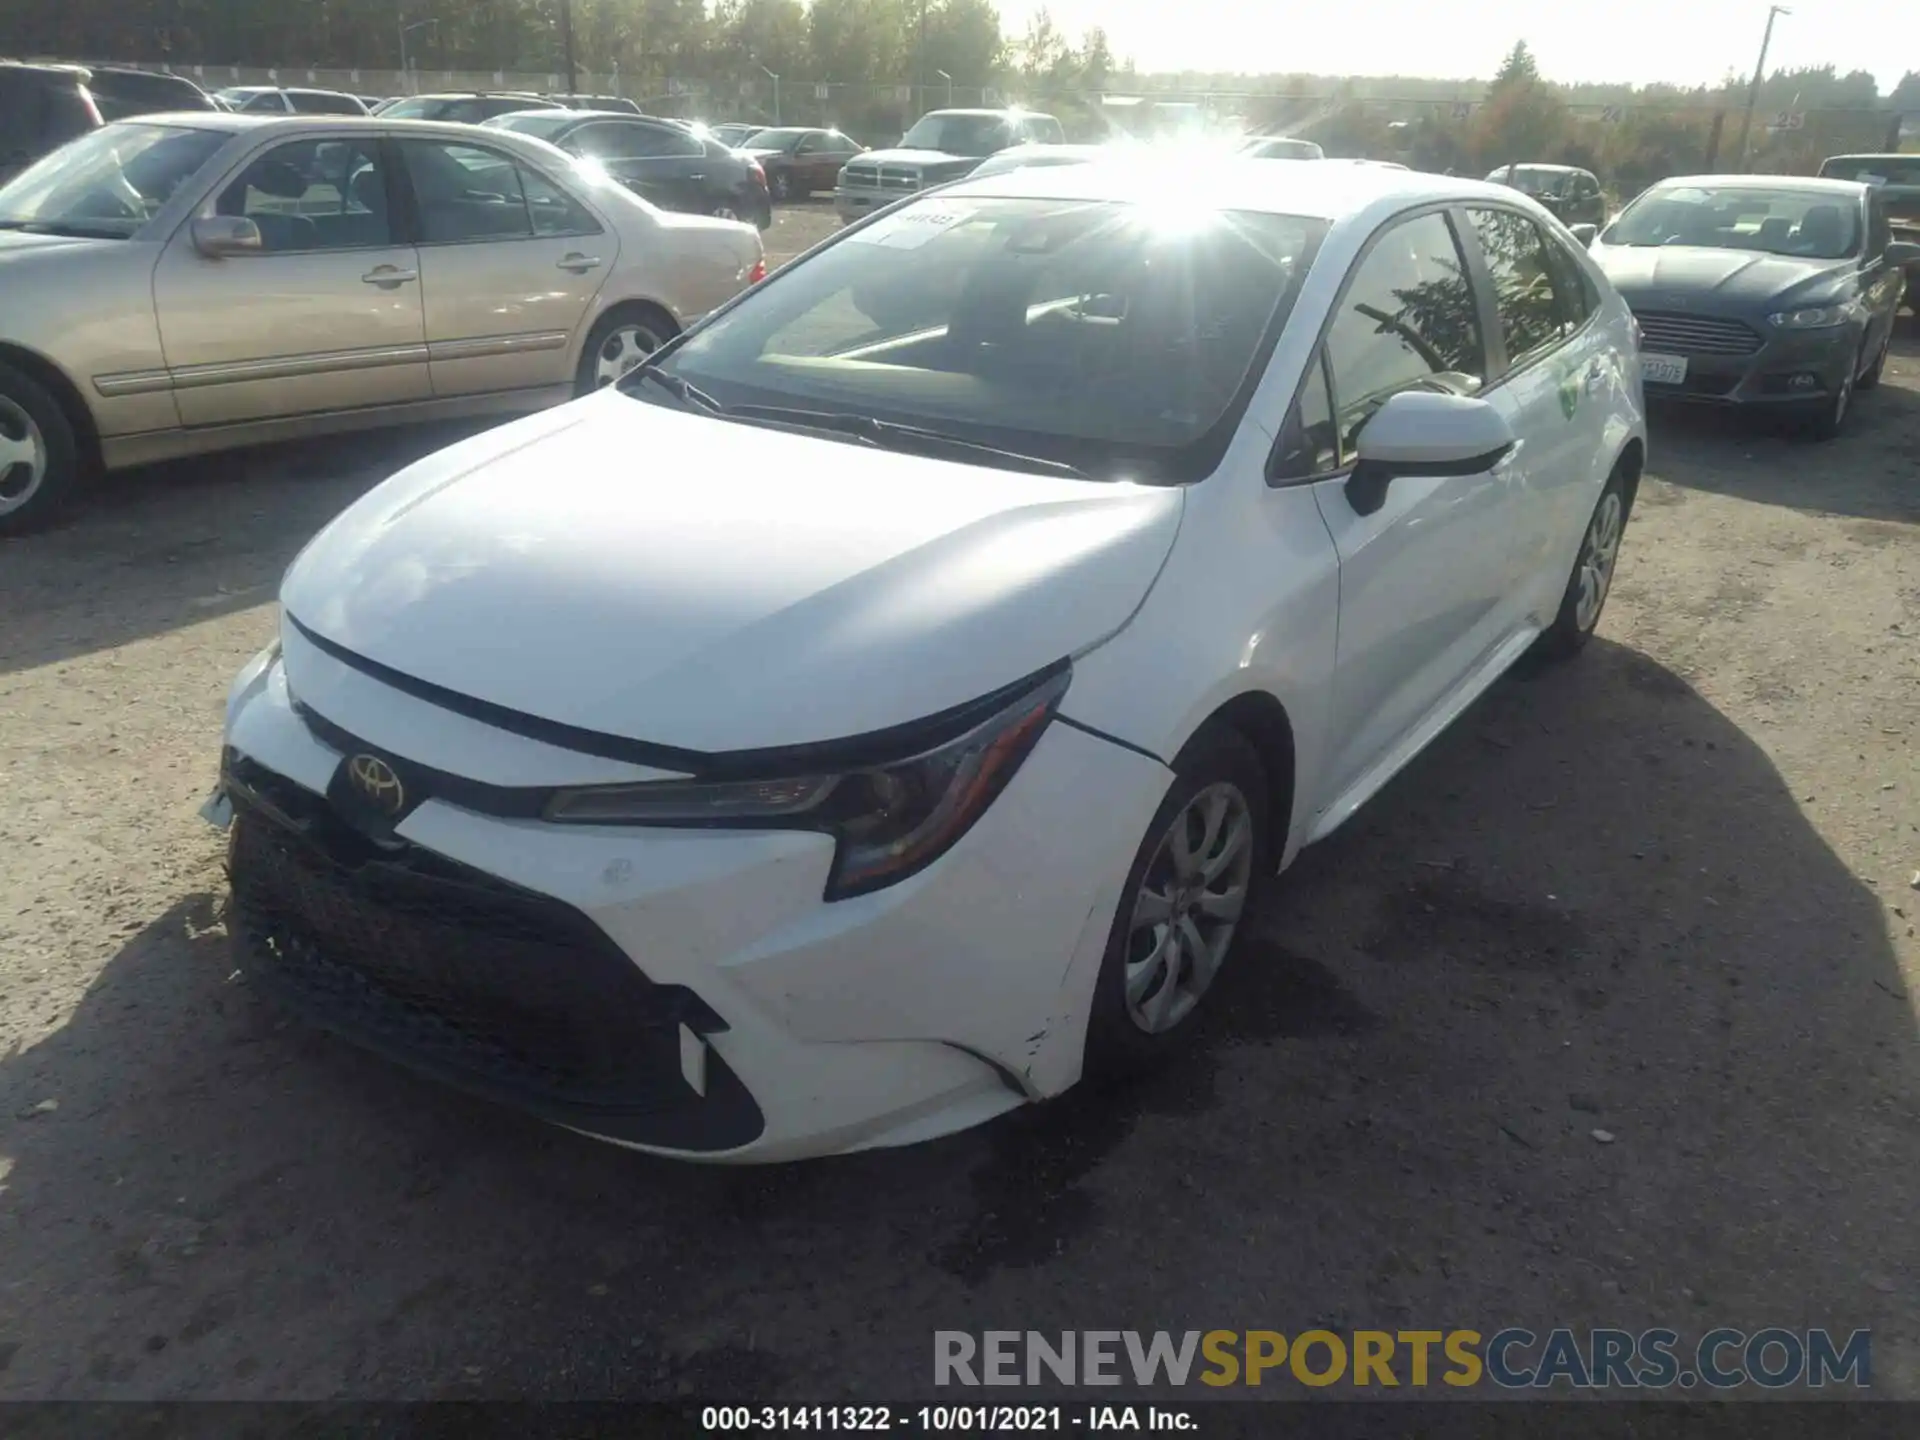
[1535,465,1631,661]
[0,362,82,537]
[769,170,791,201]
[574,307,673,396]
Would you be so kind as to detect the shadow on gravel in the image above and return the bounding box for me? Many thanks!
[1,642,1913,1400]
[0,421,493,677]
[1646,334,1920,524]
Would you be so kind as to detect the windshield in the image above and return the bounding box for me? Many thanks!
[485,111,577,140]
[1491,166,1571,196]
[0,123,227,238]
[1246,138,1323,161]
[641,196,1326,483]
[747,128,810,149]
[899,113,1012,157]
[1820,156,1920,186]
[1604,184,1861,259]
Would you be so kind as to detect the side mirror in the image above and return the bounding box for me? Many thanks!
[1568,222,1599,245]
[192,215,262,257]
[1346,390,1517,517]
[1886,240,1920,267]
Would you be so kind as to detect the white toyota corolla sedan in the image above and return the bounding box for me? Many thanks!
[206,158,1647,1162]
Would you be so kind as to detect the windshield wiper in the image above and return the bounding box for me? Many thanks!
[621,361,724,413]
[723,405,1097,480]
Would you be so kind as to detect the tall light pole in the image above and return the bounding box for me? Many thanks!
[398,15,435,95]
[1734,5,1790,170]
[916,0,928,114]
[558,0,578,94]
[760,64,780,124]
[937,69,953,108]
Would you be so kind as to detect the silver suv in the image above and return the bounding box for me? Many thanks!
[834,108,1064,223]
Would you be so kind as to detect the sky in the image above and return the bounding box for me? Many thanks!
[997,0,1919,93]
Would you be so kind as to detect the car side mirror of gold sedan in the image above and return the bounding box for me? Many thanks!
[192,215,263,258]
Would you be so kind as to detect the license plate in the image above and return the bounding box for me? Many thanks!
[1641,353,1688,385]
[199,786,233,832]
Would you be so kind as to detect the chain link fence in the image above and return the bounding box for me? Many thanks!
[75,60,1920,171]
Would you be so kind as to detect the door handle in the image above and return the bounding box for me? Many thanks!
[361,265,417,287]
[1585,358,1606,393]
[557,253,602,273]
[686,172,705,181]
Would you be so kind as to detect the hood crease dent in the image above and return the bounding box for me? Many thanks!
[281,397,1185,756]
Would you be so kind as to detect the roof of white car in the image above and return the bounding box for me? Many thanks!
[942,153,1517,222]
[1656,173,1870,196]
[112,112,556,142]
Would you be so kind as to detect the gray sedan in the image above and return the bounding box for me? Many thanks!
[0,113,763,534]
[1589,174,1918,439]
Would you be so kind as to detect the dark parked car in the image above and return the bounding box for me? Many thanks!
[1819,152,1920,310]
[549,93,642,115]
[84,67,216,119]
[1240,135,1325,161]
[211,86,368,116]
[1588,174,1918,438]
[484,109,772,228]
[1487,163,1606,228]
[0,62,101,184]
[737,126,865,200]
[375,92,556,124]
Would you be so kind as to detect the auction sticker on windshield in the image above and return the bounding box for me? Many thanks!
[846,205,977,250]
[1641,353,1688,385]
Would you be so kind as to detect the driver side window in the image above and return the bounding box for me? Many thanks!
[215,140,392,253]
[1323,210,1486,451]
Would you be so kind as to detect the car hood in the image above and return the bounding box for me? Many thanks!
[852,147,984,170]
[0,230,119,262]
[281,396,1183,755]
[1591,244,1846,307]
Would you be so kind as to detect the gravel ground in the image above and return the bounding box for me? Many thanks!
[1,206,1917,1403]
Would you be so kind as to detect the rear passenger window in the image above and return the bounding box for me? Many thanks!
[401,140,535,243]
[521,165,600,237]
[1467,207,1581,368]
[1325,210,1485,450]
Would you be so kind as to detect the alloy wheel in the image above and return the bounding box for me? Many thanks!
[592,324,663,388]
[712,204,741,222]
[1573,489,1625,633]
[0,396,49,517]
[1123,781,1255,1035]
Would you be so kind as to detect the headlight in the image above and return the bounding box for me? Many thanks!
[1768,303,1852,329]
[544,664,1071,900]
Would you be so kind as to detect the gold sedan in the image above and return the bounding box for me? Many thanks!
[0,113,765,534]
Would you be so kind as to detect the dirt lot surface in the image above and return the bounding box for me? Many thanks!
[2,201,1917,1404]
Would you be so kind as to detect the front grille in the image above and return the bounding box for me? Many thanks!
[1631,309,1763,356]
[877,165,921,191]
[226,780,720,1113]
[841,162,879,187]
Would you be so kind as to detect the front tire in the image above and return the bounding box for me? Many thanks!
[1857,325,1891,392]
[1084,727,1270,1077]
[0,362,82,537]
[1535,465,1631,661]
[1796,355,1856,440]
